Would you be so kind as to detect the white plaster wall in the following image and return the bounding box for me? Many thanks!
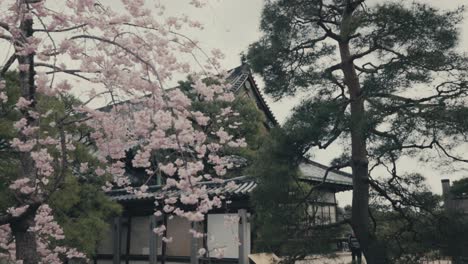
[130,216,150,255]
[207,214,239,258]
[166,216,192,256]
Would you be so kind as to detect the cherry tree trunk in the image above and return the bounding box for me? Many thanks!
[14,3,40,263]
[11,215,39,264]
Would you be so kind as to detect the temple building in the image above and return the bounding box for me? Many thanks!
[94,65,353,264]
[441,179,468,214]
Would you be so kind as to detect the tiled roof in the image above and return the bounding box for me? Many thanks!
[227,65,279,126]
[108,159,352,202]
[299,160,353,187]
[107,176,257,202]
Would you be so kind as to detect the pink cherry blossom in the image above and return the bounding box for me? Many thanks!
[0,92,7,103]
[0,0,248,262]
[7,205,29,217]
[198,248,206,256]
[15,97,32,109]
[79,163,89,173]
[159,163,177,176]
[153,225,166,236]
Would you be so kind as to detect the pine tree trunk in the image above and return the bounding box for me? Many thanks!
[338,24,389,264]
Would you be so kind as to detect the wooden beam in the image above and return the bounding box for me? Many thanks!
[238,209,250,264]
[112,217,122,264]
[149,215,159,264]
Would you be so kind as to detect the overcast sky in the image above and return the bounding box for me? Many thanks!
[160,0,468,205]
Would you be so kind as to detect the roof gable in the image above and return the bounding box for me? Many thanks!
[228,65,352,190]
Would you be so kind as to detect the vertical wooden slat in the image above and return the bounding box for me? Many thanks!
[149,215,159,264]
[190,222,199,264]
[112,217,121,264]
[238,209,250,264]
[162,215,167,264]
[125,217,132,264]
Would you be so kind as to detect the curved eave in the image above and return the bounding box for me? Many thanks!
[107,176,257,202]
[298,177,353,192]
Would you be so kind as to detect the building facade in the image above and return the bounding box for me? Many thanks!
[94,65,353,264]
[441,179,468,214]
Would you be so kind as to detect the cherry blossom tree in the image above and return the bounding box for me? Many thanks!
[0,0,244,263]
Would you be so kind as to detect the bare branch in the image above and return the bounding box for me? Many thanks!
[354,64,378,74]
[0,22,9,31]
[1,54,17,77]
[34,24,86,33]
[317,0,342,41]
[34,62,91,81]
[434,141,468,163]
[351,45,378,61]
[0,32,13,42]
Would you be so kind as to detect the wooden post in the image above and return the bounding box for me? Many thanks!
[161,215,167,264]
[190,222,199,264]
[113,217,122,264]
[238,209,250,264]
[125,217,132,264]
[149,215,159,264]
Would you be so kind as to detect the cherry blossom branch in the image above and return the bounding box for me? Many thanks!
[34,24,87,33]
[34,62,91,81]
[121,22,221,74]
[69,34,166,89]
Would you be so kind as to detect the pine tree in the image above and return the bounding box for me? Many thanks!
[0,72,121,257]
[247,1,468,262]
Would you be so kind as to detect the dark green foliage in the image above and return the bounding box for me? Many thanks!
[178,79,267,173]
[0,72,121,257]
[284,97,349,151]
[451,178,468,197]
[49,177,121,256]
[248,0,468,261]
[371,191,468,263]
[369,173,468,263]
[248,1,468,159]
[0,72,21,211]
[250,129,342,261]
[247,0,337,99]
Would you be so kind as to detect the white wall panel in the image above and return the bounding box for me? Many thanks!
[207,214,239,258]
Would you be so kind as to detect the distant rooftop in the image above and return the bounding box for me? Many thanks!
[299,160,353,190]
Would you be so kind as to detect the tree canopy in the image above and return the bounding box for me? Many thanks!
[250,129,344,263]
[0,71,121,257]
[248,0,468,262]
[0,0,247,263]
